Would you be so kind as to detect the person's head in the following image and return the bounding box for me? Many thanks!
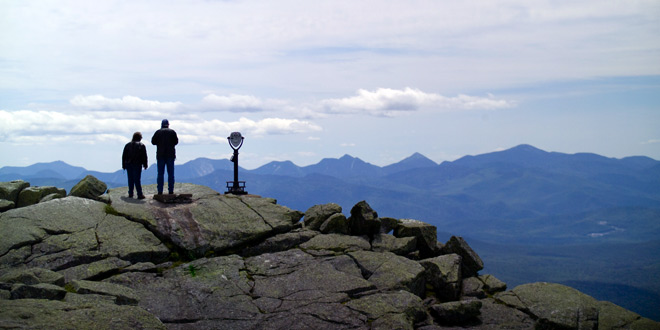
[161,119,169,128]
[132,132,142,142]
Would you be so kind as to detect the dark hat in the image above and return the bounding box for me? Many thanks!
[161,119,169,127]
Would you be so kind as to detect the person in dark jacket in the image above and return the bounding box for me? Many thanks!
[122,132,148,199]
[151,119,178,195]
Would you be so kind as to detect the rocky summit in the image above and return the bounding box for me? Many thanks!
[0,179,658,330]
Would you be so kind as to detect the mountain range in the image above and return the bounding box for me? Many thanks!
[2,144,660,320]
[2,144,659,245]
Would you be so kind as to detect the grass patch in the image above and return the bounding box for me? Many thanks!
[64,283,76,293]
[186,264,200,277]
[104,204,121,216]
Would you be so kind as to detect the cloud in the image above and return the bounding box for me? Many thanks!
[321,87,513,116]
[0,109,321,145]
[250,118,322,135]
[176,117,321,139]
[201,93,268,112]
[0,110,154,143]
[70,95,183,112]
[1,87,507,145]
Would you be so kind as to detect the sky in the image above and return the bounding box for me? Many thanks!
[1,0,659,172]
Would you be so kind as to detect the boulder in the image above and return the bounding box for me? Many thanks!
[299,233,370,253]
[429,300,482,326]
[68,175,107,200]
[64,292,118,305]
[16,187,43,208]
[475,298,536,329]
[40,191,66,203]
[241,229,318,257]
[10,283,67,300]
[379,216,400,234]
[597,300,660,329]
[346,290,427,326]
[348,200,381,236]
[0,199,14,212]
[0,180,29,204]
[319,212,350,234]
[109,255,260,324]
[495,282,599,329]
[461,276,486,299]
[479,274,507,294]
[395,219,440,258]
[120,262,158,273]
[59,257,132,283]
[17,186,66,208]
[462,274,507,299]
[250,252,376,300]
[372,233,417,256]
[303,203,342,230]
[69,279,139,305]
[107,251,372,328]
[106,184,303,256]
[349,250,426,297]
[0,267,64,286]
[441,236,484,277]
[420,254,462,301]
[0,298,166,329]
[0,197,170,271]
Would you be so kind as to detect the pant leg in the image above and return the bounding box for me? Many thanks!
[157,159,165,194]
[134,165,144,197]
[166,158,175,194]
[126,168,135,197]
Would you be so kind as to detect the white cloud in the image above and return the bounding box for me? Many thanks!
[175,117,321,138]
[0,110,154,143]
[201,93,268,112]
[66,88,510,120]
[1,87,507,145]
[247,118,323,135]
[0,109,321,145]
[70,95,182,112]
[321,88,513,117]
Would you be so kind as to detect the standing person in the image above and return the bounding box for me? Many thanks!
[122,132,148,199]
[151,119,178,195]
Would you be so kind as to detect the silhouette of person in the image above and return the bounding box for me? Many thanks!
[122,132,148,199]
[151,119,178,195]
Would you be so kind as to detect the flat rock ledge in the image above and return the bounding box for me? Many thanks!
[0,179,657,329]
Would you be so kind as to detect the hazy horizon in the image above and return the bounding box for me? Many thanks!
[2,143,658,174]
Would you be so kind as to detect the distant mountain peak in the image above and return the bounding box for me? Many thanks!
[383,152,437,175]
[402,152,435,163]
[509,144,547,153]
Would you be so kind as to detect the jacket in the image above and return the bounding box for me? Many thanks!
[151,127,179,159]
[122,141,148,169]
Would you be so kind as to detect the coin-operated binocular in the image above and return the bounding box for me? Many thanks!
[226,132,247,195]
